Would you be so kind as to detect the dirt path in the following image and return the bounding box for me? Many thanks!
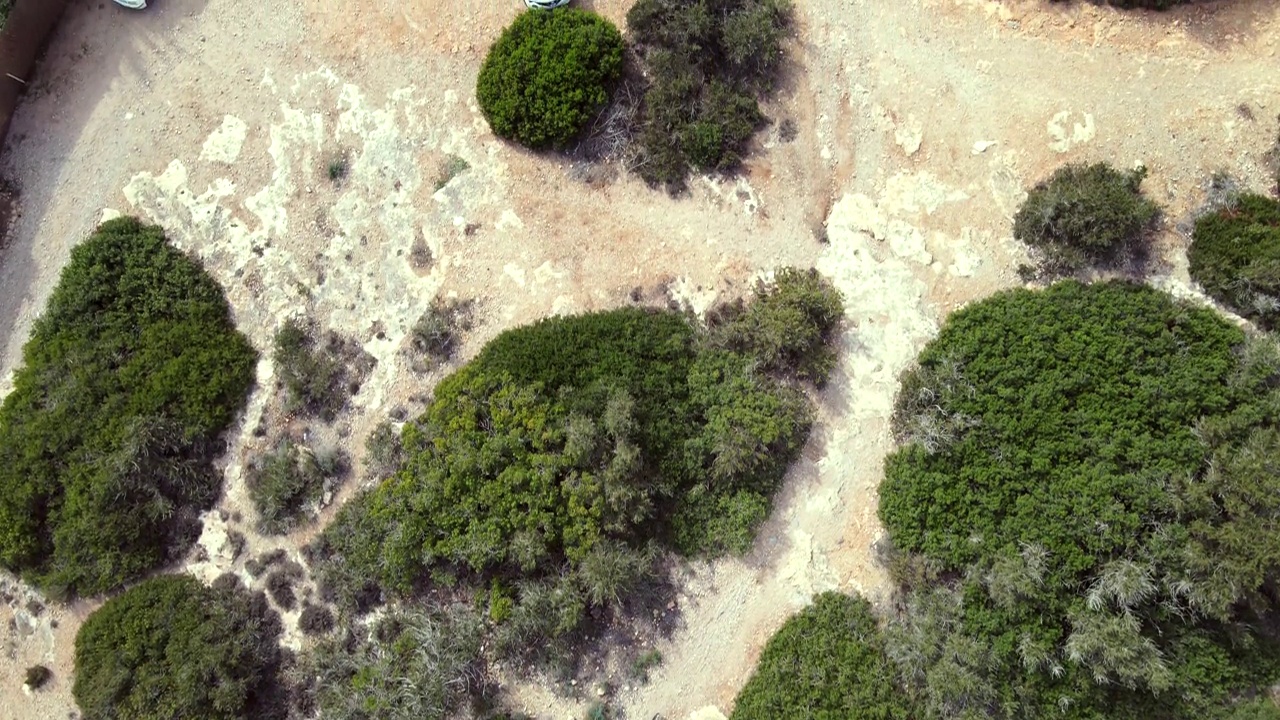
[1,0,1278,718]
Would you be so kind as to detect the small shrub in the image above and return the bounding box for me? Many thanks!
[709,267,845,384]
[435,154,470,191]
[298,602,336,636]
[302,608,484,720]
[477,9,625,150]
[326,155,348,182]
[410,297,475,369]
[629,649,663,683]
[73,574,285,720]
[246,547,288,579]
[1013,162,1159,273]
[1188,193,1280,329]
[0,217,256,597]
[628,0,791,189]
[265,561,304,610]
[24,664,51,690]
[247,439,346,535]
[364,420,405,477]
[273,320,370,421]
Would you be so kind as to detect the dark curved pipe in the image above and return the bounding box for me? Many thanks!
[0,0,71,148]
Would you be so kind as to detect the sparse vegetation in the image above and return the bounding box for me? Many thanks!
[435,154,470,191]
[1013,162,1159,274]
[0,217,256,598]
[409,297,475,370]
[627,0,791,189]
[308,269,841,710]
[477,9,624,150]
[629,648,663,683]
[273,319,370,422]
[23,664,51,691]
[246,438,346,535]
[1189,193,1280,329]
[73,574,285,720]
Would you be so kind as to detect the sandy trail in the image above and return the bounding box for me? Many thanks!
[1,0,1278,718]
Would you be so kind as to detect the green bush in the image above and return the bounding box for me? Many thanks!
[878,280,1280,718]
[24,664,52,690]
[731,592,913,719]
[272,319,358,422]
[476,8,624,150]
[1189,193,1280,329]
[0,217,256,597]
[302,608,483,720]
[246,438,345,535]
[310,269,841,671]
[628,0,790,188]
[709,267,845,384]
[73,574,285,720]
[1013,162,1159,272]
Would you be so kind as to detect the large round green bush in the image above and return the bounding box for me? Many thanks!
[0,217,256,597]
[476,8,624,150]
[878,280,1280,718]
[1189,193,1280,329]
[1013,163,1159,272]
[310,270,842,683]
[73,574,285,720]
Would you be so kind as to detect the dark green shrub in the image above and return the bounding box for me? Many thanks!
[628,0,790,188]
[709,267,845,384]
[272,319,361,422]
[1013,162,1159,272]
[265,560,305,610]
[302,608,484,720]
[311,269,838,665]
[878,280,1280,717]
[0,217,256,597]
[73,574,284,720]
[246,438,346,535]
[298,602,336,636]
[1189,193,1280,329]
[476,8,624,150]
[732,592,912,719]
[24,664,51,690]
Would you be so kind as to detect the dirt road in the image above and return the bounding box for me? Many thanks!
[1,0,1277,718]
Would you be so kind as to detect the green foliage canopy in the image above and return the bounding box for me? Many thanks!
[627,0,791,188]
[731,592,913,720]
[73,574,284,720]
[878,280,1280,718]
[1013,162,1159,272]
[312,270,842,663]
[476,8,624,150]
[1189,193,1280,329]
[0,217,256,597]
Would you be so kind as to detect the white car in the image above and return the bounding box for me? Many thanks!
[524,0,571,8]
[112,0,147,7]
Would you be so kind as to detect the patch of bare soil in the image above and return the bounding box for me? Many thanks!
[0,0,1277,718]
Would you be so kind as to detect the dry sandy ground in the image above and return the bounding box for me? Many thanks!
[1,0,1278,718]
